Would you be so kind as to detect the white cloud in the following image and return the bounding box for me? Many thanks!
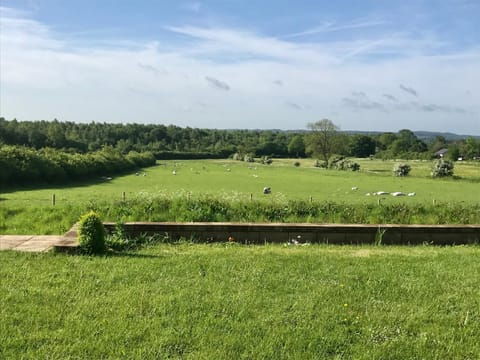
[1,6,479,134]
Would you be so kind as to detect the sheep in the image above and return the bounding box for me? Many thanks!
[391,192,405,196]
[408,192,416,196]
[263,187,271,194]
[351,186,358,191]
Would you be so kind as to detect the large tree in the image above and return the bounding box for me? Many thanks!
[305,119,340,165]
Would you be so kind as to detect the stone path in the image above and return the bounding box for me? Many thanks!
[0,224,78,253]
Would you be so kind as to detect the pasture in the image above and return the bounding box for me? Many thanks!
[0,159,479,234]
[1,244,479,359]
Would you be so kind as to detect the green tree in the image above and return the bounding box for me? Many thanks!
[305,119,340,166]
[287,135,305,157]
[348,135,376,157]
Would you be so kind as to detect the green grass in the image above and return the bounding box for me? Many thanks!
[1,244,479,359]
[1,159,479,234]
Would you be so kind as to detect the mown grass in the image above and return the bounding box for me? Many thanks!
[1,159,479,234]
[1,244,479,359]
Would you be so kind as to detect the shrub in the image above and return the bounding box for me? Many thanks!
[260,156,273,165]
[293,161,301,167]
[313,159,327,168]
[431,159,454,178]
[393,163,411,177]
[329,156,360,171]
[78,211,106,254]
[243,154,255,163]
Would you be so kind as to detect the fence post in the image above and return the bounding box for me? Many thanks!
[52,194,56,206]
[250,193,253,201]
[310,196,313,203]
[122,192,126,202]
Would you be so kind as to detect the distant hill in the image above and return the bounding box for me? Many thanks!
[342,130,480,142]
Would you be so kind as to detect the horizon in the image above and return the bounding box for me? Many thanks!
[1,1,479,135]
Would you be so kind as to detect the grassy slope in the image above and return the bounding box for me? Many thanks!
[1,244,479,359]
[0,159,479,234]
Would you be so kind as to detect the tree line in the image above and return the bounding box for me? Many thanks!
[1,117,479,162]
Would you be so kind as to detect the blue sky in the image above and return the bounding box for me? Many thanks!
[1,0,479,134]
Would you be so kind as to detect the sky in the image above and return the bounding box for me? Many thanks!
[0,0,479,134]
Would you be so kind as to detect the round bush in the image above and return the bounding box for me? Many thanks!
[431,159,454,178]
[393,163,411,177]
[78,211,106,254]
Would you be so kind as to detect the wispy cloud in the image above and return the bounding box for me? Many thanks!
[285,101,302,110]
[284,19,387,38]
[383,93,398,101]
[205,76,230,91]
[399,84,418,97]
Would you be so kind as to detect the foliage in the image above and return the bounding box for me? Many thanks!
[287,135,306,157]
[347,134,376,157]
[0,144,156,186]
[260,156,273,165]
[329,156,360,171]
[78,211,106,254]
[305,119,340,166]
[393,163,411,177]
[432,159,454,177]
[293,161,301,167]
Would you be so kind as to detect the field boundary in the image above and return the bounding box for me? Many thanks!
[103,222,480,245]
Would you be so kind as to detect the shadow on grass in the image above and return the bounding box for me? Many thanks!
[0,165,157,195]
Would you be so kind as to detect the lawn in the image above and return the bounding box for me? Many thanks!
[1,244,479,359]
[1,159,479,234]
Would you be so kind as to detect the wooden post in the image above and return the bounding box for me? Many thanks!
[250,193,253,201]
[433,199,436,205]
[52,194,56,206]
[310,196,313,203]
[122,192,126,202]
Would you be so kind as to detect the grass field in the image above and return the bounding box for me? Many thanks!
[1,159,479,234]
[1,244,479,359]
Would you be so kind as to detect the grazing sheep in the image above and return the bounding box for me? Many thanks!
[263,187,271,194]
[172,170,176,175]
[408,192,416,196]
[375,191,389,195]
[391,192,405,196]
[351,186,358,191]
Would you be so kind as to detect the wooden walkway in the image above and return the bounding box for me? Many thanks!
[0,224,78,252]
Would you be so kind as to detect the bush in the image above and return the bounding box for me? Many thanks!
[329,156,360,171]
[313,159,327,168]
[293,161,301,167]
[78,211,106,254]
[431,159,454,178]
[393,163,411,177]
[260,156,273,165]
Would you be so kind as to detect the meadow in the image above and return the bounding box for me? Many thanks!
[1,243,479,359]
[0,158,479,234]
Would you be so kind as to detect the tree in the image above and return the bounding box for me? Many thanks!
[348,135,376,157]
[305,119,340,166]
[287,135,305,157]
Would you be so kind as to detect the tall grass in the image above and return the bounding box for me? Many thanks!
[1,193,479,234]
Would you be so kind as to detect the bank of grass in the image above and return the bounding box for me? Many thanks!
[1,244,479,359]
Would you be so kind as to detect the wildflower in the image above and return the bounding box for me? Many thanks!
[344,303,348,307]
